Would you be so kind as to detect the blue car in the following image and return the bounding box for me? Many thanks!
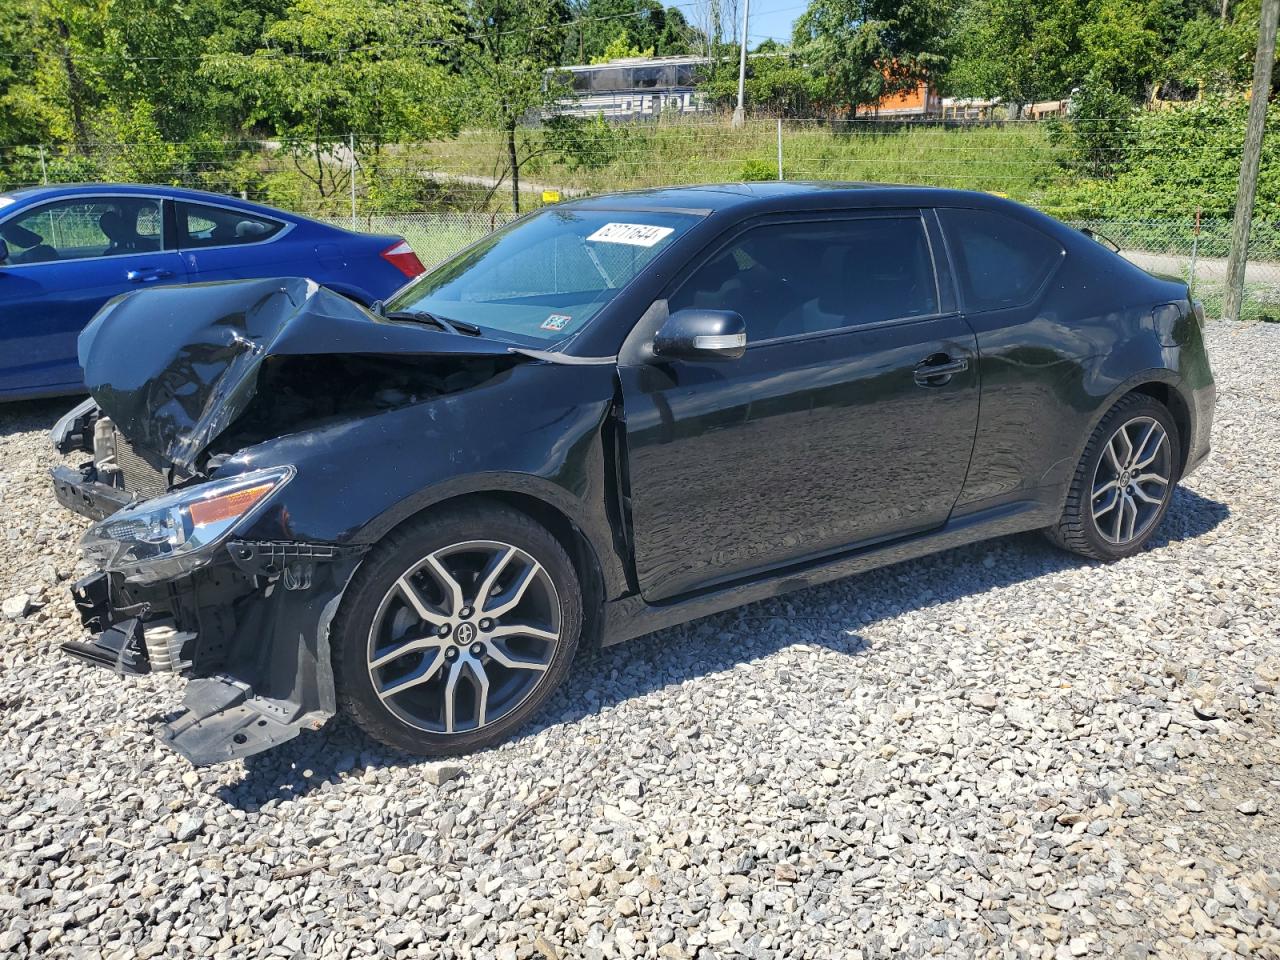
[0,184,426,400]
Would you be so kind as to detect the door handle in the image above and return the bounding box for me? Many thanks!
[913,355,969,386]
[126,269,174,283]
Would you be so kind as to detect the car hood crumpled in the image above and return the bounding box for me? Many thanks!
[78,277,518,470]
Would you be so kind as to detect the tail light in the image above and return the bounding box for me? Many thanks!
[380,240,425,279]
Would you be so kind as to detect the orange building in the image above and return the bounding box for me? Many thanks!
[867,79,942,118]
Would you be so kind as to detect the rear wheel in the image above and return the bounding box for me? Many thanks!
[333,503,581,755]
[1046,393,1180,561]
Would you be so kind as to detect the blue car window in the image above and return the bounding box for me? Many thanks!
[0,197,163,265]
[177,202,285,249]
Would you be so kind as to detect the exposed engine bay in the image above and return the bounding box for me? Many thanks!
[209,353,516,460]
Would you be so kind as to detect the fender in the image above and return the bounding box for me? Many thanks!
[1039,365,1195,500]
[352,467,632,600]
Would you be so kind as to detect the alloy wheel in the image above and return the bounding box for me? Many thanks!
[366,540,561,734]
[1090,415,1173,546]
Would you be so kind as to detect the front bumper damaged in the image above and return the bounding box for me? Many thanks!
[51,463,133,522]
[60,538,367,765]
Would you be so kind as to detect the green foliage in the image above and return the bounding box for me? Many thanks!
[0,0,290,149]
[945,0,1069,103]
[1165,1,1261,96]
[738,158,776,181]
[945,0,1268,107]
[565,0,696,65]
[202,0,461,198]
[793,0,950,115]
[1048,78,1137,178]
[699,49,822,116]
[589,34,654,64]
[1073,98,1280,219]
[0,0,1276,230]
[543,114,632,171]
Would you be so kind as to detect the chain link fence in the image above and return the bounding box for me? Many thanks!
[340,211,518,270]
[1068,218,1280,320]
[5,119,1280,319]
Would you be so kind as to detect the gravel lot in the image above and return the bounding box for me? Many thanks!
[1,321,1278,960]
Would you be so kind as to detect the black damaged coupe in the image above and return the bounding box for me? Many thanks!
[48,183,1215,764]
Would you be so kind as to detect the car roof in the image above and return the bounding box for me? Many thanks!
[0,183,301,220]
[561,181,1031,219]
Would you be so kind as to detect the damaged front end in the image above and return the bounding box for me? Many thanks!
[62,537,366,763]
[50,277,530,764]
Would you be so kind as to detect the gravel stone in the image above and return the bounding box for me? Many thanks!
[422,762,464,786]
[0,321,1278,958]
[2,593,29,619]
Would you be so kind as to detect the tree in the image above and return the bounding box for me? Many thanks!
[699,44,821,115]
[203,0,461,202]
[944,0,1264,109]
[590,33,655,63]
[566,0,697,64]
[457,0,572,213]
[944,0,1082,106]
[1167,0,1268,95]
[793,0,950,116]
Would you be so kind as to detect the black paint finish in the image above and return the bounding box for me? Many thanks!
[54,182,1216,761]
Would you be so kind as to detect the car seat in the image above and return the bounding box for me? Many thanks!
[0,222,58,264]
[819,226,937,325]
[99,211,136,254]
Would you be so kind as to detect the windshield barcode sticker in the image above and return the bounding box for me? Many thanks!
[586,223,674,247]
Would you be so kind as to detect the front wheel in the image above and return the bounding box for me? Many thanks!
[333,503,582,755]
[1046,393,1181,561]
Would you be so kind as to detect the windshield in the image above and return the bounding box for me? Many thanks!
[385,207,699,344]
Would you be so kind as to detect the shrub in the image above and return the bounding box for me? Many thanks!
[738,158,777,182]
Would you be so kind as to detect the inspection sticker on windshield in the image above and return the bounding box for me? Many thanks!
[586,222,674,247]
[541,314,572,331]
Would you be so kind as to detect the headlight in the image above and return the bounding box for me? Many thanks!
[81,466,294,583]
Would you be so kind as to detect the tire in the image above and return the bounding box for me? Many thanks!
[1045,393,1182,561]
[333,502,582,755]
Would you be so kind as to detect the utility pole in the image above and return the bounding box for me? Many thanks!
[1223,0,1278,321]
[732,0,750,128]
[349,133,358,231]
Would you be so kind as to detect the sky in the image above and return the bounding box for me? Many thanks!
[744,0,807,45]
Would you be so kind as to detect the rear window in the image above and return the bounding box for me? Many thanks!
[177,201,285,249]
[940,208,1064,313]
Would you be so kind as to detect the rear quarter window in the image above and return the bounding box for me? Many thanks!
[940,208,1065,313]
[177,201,285,249]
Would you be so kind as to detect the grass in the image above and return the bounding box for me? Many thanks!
[389,118,1073,214]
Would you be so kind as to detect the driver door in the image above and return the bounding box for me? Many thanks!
[617,211,981,602]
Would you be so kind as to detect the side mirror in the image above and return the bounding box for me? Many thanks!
[652,308,747,362]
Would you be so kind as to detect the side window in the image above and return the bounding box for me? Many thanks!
[0,197,163,265]
[940,208,1065,312]
[668,217,939,342]
[178,202,284,249]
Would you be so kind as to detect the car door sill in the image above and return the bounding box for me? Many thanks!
[599,498,1056,647]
